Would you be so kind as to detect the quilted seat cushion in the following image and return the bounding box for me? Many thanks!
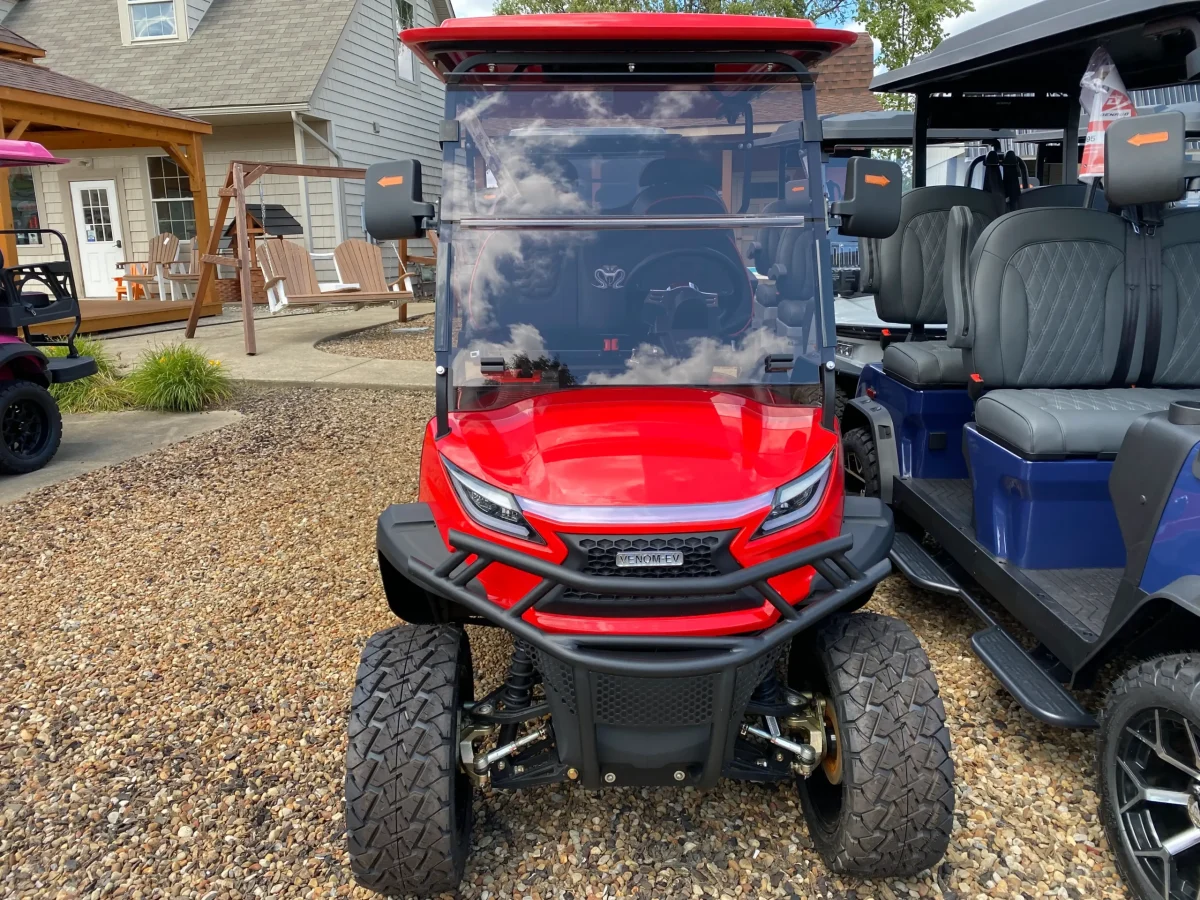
[975,388,1200,457]
[882,341,967,386]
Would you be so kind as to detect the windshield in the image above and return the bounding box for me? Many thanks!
[439,83,830,402]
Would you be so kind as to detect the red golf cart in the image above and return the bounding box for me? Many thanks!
[347,14,945,896]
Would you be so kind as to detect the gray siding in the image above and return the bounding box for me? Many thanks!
[186,0,216,36]
[0,1,18,21]
[309,0,444,249]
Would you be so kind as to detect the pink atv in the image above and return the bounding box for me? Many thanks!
[0,140,97,474]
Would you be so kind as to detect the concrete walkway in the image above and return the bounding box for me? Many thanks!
[100,304,435,391]
[0,409,243,504]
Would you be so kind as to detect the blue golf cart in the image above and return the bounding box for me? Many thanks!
[844,3,1200,898]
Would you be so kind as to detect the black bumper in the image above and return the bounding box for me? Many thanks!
[378,499,892,788]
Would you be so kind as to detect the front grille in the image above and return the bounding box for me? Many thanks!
[579,535,723,579]
[535,646,784,728]
[544,532,760,617]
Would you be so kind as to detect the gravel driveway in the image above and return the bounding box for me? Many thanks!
[0,388,1126,899]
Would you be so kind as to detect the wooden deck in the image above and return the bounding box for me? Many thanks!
[39,299,223,336]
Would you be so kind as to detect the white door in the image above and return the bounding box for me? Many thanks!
[69,180,123,298]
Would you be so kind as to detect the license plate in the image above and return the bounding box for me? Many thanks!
[615,550,684,568]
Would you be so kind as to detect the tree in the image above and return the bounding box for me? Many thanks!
[856,0,972,109]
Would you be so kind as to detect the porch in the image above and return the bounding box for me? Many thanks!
[0,29,218,332]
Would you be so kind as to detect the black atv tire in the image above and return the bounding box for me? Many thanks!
[842,426,880,498]
[345,624,474,898]
[795,612,954,877]
[1099,654,1200,900]
[0,380,62,475]
[835,385,850,423]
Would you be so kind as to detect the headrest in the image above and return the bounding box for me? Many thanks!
[981,150,1005,195]
[639,157,720,188]
[1104,111,1195,207]
[783,180,808,210]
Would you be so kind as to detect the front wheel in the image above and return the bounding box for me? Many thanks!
[0,380,62,475]
[345,624,474,898]
[1100,655,1200,900]
[842,426,880,498]
[794,612,954,877]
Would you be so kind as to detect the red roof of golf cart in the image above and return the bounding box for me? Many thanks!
[402,13,860,79]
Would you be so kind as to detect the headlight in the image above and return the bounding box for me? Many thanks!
[757,452,834,535]
[444,458,543,543]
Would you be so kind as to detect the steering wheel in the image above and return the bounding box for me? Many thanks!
[623,247,752,335]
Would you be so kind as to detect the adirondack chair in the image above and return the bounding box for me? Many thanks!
[333,239,415,320]
[259,239,397,310]
[164,240,200,301]
[121,233,180,300]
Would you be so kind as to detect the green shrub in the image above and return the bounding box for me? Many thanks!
[45,336,135,414]
[126,342,233,412]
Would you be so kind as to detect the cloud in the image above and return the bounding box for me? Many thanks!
[453,0,493,17]
[944,0,1041,36]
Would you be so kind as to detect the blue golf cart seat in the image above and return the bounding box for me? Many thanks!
[867,186,1004,386]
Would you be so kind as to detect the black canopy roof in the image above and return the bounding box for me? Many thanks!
[756,111,1014,148]
[1019,100,1200,142]
[221,204,302,238]
[872,0,1200,94]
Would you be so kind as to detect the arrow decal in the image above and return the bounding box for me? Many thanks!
[1127,131,1169,147]
[378,175,405,187]
[864,174,891,186]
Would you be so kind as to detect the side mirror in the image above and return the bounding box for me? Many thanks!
[830,157,902,239]
[364,159,436,240]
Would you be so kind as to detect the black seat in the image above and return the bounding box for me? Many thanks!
[767,180,816,335]
[868,186,1004,386]
[962,122,1200,457]
[1016,183,1108,209]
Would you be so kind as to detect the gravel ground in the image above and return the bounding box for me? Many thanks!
[0,388,1126,900]
[317,315,435,362]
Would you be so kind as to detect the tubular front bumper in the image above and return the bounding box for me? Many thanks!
[380,500,891,675]
[378,500,892,788]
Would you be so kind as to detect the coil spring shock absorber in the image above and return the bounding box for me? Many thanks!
[750,674,783,707]
[498,639,536,745]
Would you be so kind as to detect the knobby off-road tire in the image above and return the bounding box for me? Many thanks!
[796,612,954,877]
[842,426,880,498]
[0,380,61,475]
[1099,654,1200,900]
[345,624,473,898]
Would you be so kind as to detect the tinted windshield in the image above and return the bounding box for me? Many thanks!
[440,83,829,399]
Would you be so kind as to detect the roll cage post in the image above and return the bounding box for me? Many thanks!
[431,50,837,439]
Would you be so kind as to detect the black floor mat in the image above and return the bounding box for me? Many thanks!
[1021,568,1119,639]
[906,477,1117,643]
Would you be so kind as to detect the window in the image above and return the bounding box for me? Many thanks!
[148,156,196,239]
[129,0,178,40]
[8,169,42,247]
[396,0,416,82]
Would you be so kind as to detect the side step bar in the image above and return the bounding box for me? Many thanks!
[889,532,1097,729]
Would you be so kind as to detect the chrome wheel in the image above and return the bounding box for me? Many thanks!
[1115,707,1200,900]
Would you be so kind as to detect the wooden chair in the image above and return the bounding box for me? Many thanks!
[164,240,200,301]
[259,239,397,309]
[333,239,415,320]
[121,233,180,301]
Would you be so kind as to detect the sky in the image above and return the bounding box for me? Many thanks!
[445,0,1038,46]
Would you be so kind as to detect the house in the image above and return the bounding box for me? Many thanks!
[0,0,453,298]
[810,33,883,117]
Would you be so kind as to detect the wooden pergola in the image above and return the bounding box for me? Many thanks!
[0,32,216,332]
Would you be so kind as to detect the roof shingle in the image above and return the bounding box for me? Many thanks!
[3,0,357,111]
[0,55,207,126]
[811,34,881,115]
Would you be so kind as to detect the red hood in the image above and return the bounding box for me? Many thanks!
[439,387,832,507]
